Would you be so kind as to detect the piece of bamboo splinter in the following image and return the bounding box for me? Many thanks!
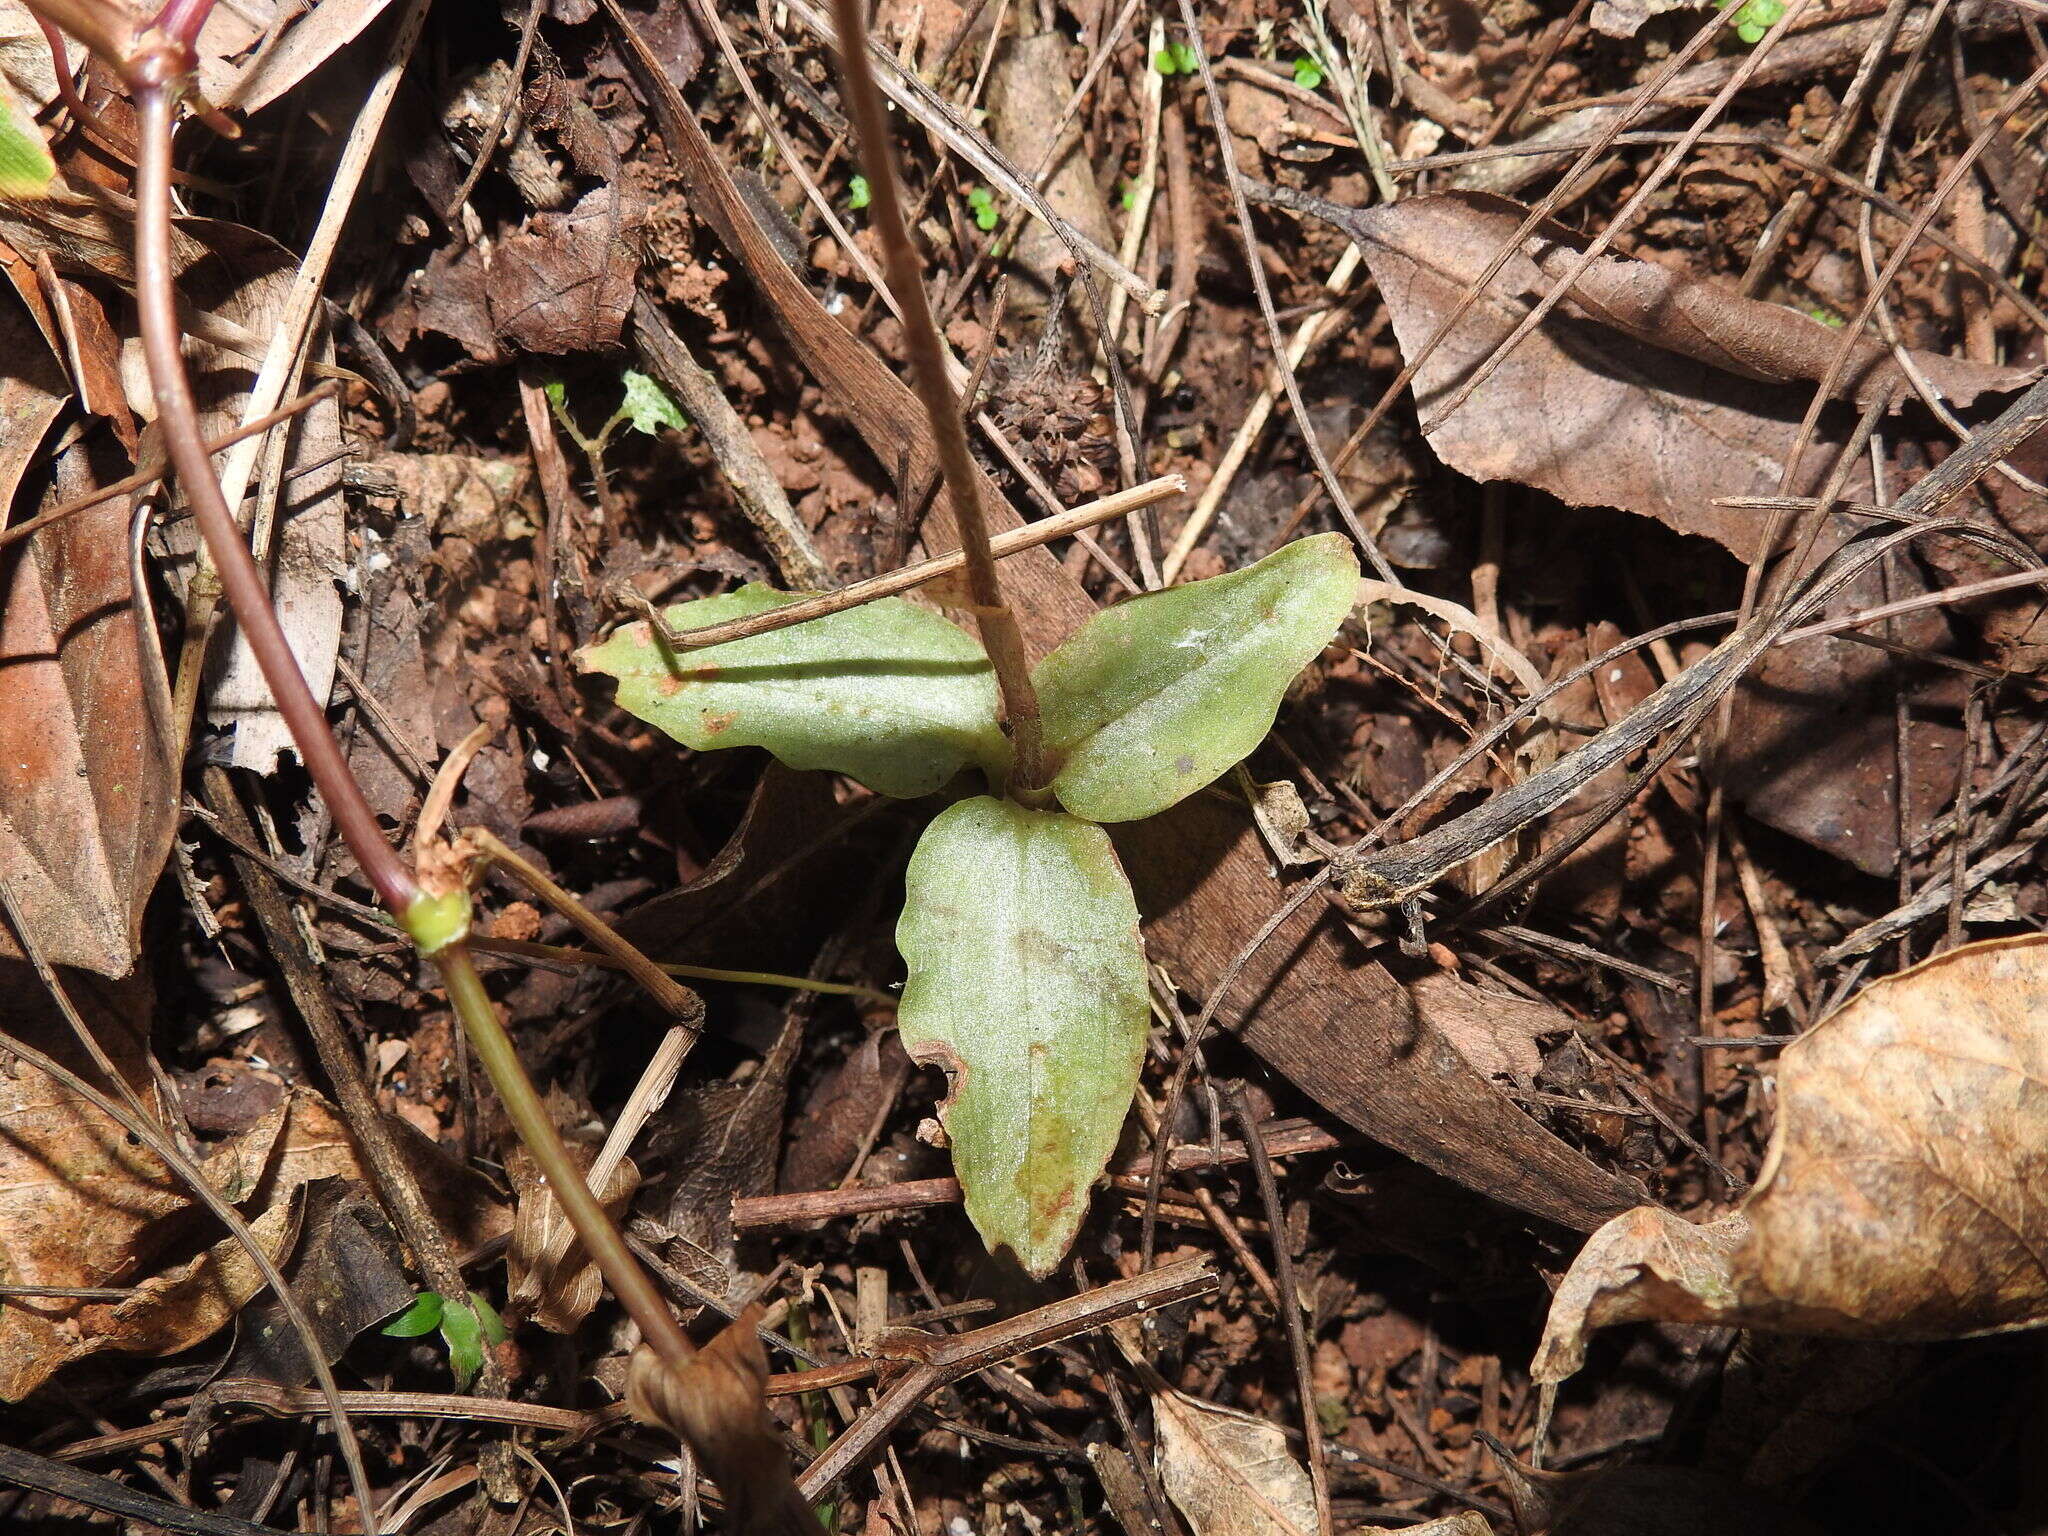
[628,474,1186,652]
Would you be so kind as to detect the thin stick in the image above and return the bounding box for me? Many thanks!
[465,828,703,1025]
[1173,0,1394,585]
[470,934,897,1004]
[1226,1084,1330,1535]
[795,1257,1217,1496]
[640,475,1183,650]
[133,83,418,915]
[827,0,1048,793]
[0,384,337,554]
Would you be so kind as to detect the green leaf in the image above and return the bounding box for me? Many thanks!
[542,380,568,412]
[470,1291,509,1345]
[966,186,998,231]
[1034,534,1358,822]
[896,797,1147,1277]
[0,77,53,199]
[619,369,686,436]
[577,585,1009,798]
[1292,55,1324,89]
[381,1291,444,1337]
[847,173,871,210]
[438,1298,485,1387]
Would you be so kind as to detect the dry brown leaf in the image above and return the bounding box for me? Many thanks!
[196,0,397,115]
[1318,189,2034,560]
[1407,970,1565,1089]
[1493,1444,1820,1536]
[0,292,175,977]
[987,31,1116,319]
[1535,935,2048,1388]
[0,999,499,1402]
[1153,1388,1316,1536]
[390,186,643,361]
[505,1141,640,1333]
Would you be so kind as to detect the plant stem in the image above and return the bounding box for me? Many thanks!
[133,82,421,917]
[131,57,698,1374]
[825,0,1049,796]
[435,945,697,1365]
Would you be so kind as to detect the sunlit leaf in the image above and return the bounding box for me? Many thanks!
[381,1291,444,1338]
[0,75,53,199]
[896,797,1147,1277]
[438,1297,485,1387]
[470,1291,509,1345]
[578,586,1008,799]
[1034,534,1358,822]
[619,369,686,436]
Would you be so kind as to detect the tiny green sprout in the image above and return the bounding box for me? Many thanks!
[1804,304,1845,328]
[619,369,686,437]
[1714,0,1785,44]
[542,379,568,413]
[1152,40,1198,75]
[966,185,999,232]
[1292,55,1324,89]
[1119,177,1139,212]
[382,1291,508,1388]
[847,173,871,210]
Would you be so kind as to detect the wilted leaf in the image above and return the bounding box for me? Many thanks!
[196,0,398,115]
[1036,535,1359,823]
[1153,1388,1317,1536]
[1535,935,2048,1386]
[579,586,1008,799]
[896,796,1147,1276]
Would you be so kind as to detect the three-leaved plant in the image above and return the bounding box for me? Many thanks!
[579,534,1356,1276]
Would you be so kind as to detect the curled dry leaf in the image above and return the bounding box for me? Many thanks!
[505,1142,641,1334]
[1536,935,2048,1387]
[1153,1387,1316,1536]
[626,1309,819,1536]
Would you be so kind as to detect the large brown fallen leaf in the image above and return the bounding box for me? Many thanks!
[609,2,1640,1234]
[1534,935,2048,1388]
[1286,186,2035,561]
[0,974,503,1400]
[0,292,175,977]
[1283,185,1969,876]
[1153,1388,1316,1536]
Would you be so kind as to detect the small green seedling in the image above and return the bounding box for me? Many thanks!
[965,185,999,232]
[580,535,1358,1276]
[382,1290,509,1388]
[1714,0,1784,44]
[1292,54,1324,90]
[546,371,686,516]
[1152,40,1199,75]
[848,173,871,210]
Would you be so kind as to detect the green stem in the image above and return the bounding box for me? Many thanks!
[436,942,696,1365]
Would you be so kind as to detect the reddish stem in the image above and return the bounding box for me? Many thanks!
[132,81,420,914]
